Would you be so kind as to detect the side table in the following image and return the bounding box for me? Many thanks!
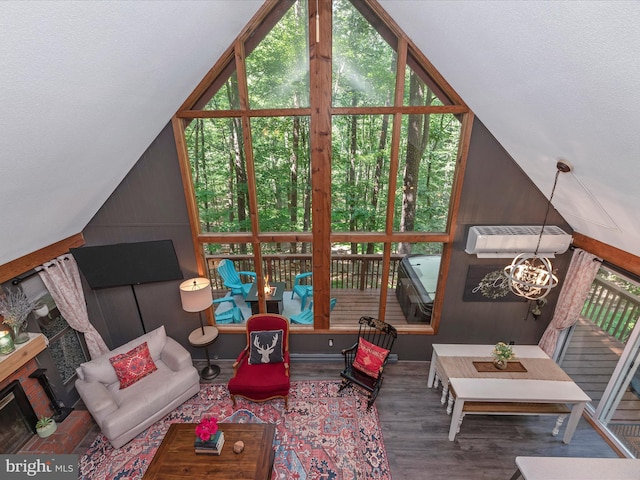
[188,325,220,380]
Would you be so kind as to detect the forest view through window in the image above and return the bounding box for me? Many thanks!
[174,0,470,333]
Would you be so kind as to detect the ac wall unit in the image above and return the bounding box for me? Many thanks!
[465,225,572,258]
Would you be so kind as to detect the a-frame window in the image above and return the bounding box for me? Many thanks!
[173,0,471,334]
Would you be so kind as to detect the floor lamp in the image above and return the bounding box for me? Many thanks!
[179,277,220,380]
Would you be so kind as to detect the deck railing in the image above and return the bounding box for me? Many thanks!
[582,276,640,344]
[206,254,403,292]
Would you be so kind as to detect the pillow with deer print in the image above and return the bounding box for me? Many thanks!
[248,330,284,364]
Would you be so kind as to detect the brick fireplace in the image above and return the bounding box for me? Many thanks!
[0,334,94,454]
[0,336,55,419]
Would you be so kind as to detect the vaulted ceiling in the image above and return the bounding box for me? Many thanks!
[2,1,639,267]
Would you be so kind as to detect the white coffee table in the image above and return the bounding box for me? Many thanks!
[511,456,638,480]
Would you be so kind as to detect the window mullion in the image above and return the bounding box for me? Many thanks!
[309,0,333,330]
[234,39,267,306]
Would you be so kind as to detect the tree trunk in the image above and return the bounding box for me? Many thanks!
[366,112,389,254]
[290,102,301,253]
[399,73,431,255]
[302,122,311,254]
[349,95,358,254]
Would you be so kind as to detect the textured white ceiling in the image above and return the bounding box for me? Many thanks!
[380,0,640,256]
[1,0,639,266]
[0,1,263,266]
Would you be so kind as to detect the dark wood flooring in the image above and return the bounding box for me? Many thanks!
[74,360,620,479]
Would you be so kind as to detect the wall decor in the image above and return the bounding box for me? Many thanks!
[463,265,525,302]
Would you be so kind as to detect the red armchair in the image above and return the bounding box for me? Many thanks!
[227,314,290,408]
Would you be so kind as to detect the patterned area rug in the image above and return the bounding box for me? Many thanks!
[79,380,391,479]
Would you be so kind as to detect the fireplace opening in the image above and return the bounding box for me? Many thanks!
[0,380,38,453]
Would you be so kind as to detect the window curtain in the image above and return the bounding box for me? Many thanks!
[538,248,602,357]
[37,254,109,359]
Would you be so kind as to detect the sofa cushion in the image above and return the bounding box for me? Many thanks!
[109,342,158,389]
[352,337,389,379]
[248,329,283,364]
[77,355,119,385]
[77,326,167,384]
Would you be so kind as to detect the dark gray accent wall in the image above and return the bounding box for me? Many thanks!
[438,117,572,343]
[81,117,573,361]
[81,123,199,351]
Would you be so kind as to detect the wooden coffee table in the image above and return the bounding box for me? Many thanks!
[143,423,276,480]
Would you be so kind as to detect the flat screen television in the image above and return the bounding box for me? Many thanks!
[71,240,183,289]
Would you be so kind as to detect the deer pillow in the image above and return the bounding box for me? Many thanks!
[248,329,284,364]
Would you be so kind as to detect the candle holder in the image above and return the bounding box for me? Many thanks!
[0,330,16,355]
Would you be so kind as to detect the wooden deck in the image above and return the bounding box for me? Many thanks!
[212,286,426,330]
[560,317,640,422]
[329,288,412,327]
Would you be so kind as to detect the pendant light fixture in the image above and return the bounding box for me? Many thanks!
[504,160,571,300]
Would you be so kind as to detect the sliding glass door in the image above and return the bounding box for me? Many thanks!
[557,265,640,456]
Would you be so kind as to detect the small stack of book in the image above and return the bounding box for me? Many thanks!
[194,430,225,455]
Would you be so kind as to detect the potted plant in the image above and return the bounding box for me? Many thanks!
[0,291,36,344]
[35,416,57,438]
[491,342,515,370]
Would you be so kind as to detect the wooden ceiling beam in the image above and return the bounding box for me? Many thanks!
[573,232,640,277]
[0,233,85,284]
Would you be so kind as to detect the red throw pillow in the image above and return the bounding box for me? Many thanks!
[109,342,157,389]
[352,337,389,379]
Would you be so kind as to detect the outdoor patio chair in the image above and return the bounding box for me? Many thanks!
[213,297,244,324]
[290,298,337,325]
[291,272,313,309]
[227,313,290,408]
[338,316,397,409]
[217,259,257,298]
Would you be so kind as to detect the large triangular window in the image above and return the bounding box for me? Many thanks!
[173,0,471,334]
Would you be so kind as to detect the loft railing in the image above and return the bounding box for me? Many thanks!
[206,254,403,292]
[582,276,640,344]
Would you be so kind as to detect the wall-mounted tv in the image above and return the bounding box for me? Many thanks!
[71,240,183,289]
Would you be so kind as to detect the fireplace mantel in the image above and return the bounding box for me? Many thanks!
[0,333,48,383]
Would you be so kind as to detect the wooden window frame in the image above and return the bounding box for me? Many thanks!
[172,0,472,334]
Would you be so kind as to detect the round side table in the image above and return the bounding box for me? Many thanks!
[188,325,220,380]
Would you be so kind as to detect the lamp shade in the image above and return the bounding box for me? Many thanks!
[179,278,213,313]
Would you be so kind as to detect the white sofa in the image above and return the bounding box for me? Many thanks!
[75,325,200,448]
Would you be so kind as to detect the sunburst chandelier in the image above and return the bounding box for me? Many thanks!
[504,160,571,300]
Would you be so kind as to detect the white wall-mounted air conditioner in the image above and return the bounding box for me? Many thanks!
[465,225,572,258]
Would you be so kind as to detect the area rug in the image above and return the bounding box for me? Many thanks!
[79,380,391,480]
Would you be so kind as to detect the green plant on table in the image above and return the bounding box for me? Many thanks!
[492,342,515,362]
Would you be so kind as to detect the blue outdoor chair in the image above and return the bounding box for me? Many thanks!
[217,259,257,298]
[213,297,245,324]
[290,298,337,325]
[291,272,313,309]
